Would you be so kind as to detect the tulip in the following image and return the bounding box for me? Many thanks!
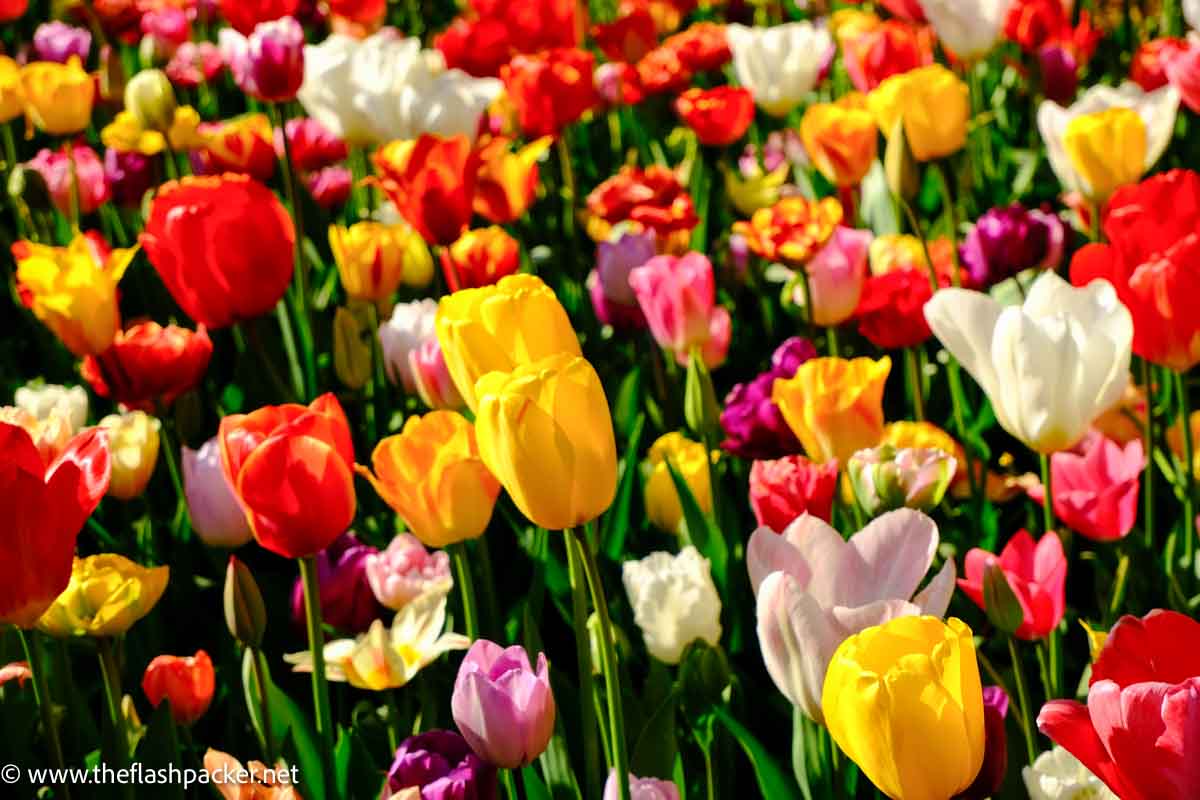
[823,616,985,800]
[38,554,169,638]
[1164,38,1200,113]
[475,354,617,531]
[789,227,872,327]
[182,437,254,549]
[1190,0,1200,30]
[636,45,693,96]
[854,268,936,350]
[720,344,818,461]
[20,57,95,135]
[220,16,305,103]
[749,455,839,531]
[451,640,556,768]
[921,0,1013,60]
[410,338,466,411]
[800,94,878,188]
[674,86,754,147]
[14,383,88,433]
[1,407,73,466]
[842,20,933,94]
[959,530,1067,640]
[224,557,267,649]
[848,444,957,517]
[435,273,581,411]
[193,115,277,182]
[277,118,348,173]
[124,69,177,134]
[749,510,956,721]
[1038,83,1179,201]
[203,750,300,799]
[374,134,480,247]
[960,203,1066,289]
[924,271,1133,453]
[33,21,92,64]
[592,10,657,62]
[165,42,225,89]
[101,105,203,157]
[1023,746,1119,800]
[13,233,134,357]
[629,252,732,368]
[379,299,439,392]
[772,355,891,465]
[383,730,497,800]
[142,650,215,726]
[141,8,190,54]
[141,174,295,330]
[868,64,970,162]
[285,591,469,690]
[0,423,109,628]
[440,227,521,292]
[329,222,423,303]
[103,149,154,207]
[1132,38,1184,91]
[1040,44,1081,105]
[585,165,699,244]
[604,772,680,800]
[733,196,844,266]
[642,433,714,534]
[298,32,501,147]
[958,686,1010,800]
[289,533,384,634]
[725,162,791,218]
[219,394,356,559]
[1026,433,1143,542]
[589,227,656,330]
[81,322,212,412]
[503,48,598,138]
[365,534,453,610]
[1070,169,1200,371]
[218,0,298,35]
[0,0,26,22]
[357,411,500,549]
[307,166,352,210]
[726,23,834,117]
[0,56,21,124]
[474,135,553,224]
[26,144,110,217]
[622,547,722,665]
[662,21,731,71]
[98,411,160,501]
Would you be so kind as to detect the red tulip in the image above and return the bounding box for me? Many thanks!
[636,45,693,96]
[1039,611,1200,800]
[1070,170,1200,371]
[440,227,521,292]
[0,422,110,628]
[435,17,516,78]
[843,20,932,93]
[0,0,26,21]
[142,650,215,726]
[1131,38,1187,92]
[749,455,839,531]
[1004,0,1067,53]
[502,48,598,139]
[435,0,583,77]
[374,135,480,247]
[218,0,298,35]
[328,0,386,25]
[219,394,356,559]
[879,0,926,22]
[662,22,730,73]
[592,9,657,63]
[1025,432,1143,542]
[81,322,213,412]
[674,87,754,147]
[958,530,1066,640]
[585,165,698,241]
[140,174,296,330]
[854,268,934,350]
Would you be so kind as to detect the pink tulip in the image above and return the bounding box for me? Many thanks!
[219,16,305,103]
[748,455,839,531]
[409,338,465,411]
[629,251,732,368]
[1026,432,1143,542]
[182,437,253,548]
[958,530,1067,641]
[791,226,872,327]
[451,640,556,769]
[748,509,956,722]
[27,144,110,216]
[1165,39,1200,113]
[364,533,452,610]
[604,772,681,800]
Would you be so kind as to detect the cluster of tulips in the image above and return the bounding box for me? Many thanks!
[6,0,1200,798]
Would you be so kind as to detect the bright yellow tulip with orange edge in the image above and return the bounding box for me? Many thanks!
[801,93,878,187]
[0,56,23,124]
[773,356,891,465]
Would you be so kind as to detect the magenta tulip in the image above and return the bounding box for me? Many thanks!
[1026,432,1144,542]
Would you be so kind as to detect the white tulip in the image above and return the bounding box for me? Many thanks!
[378,299,438,392]
[1023,747,1119,800]
[621,547,722,665]
[14,383,88,432]
[726,22,834,117]
[298,31,501,147]
[1187,0,1200,31]
[918,0,1014,61]
[924,271,1133,454]
[1037,82,1180,198]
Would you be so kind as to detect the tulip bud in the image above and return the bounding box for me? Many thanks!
[224,556,267,648]
[124,68,177,133]
[884,118,920,202]
[981,562,1025,635]
[679,640,731,711]
[333,306,372,390]
[8,164,53,212]
[847,444,956,517]
[685,347,721,443]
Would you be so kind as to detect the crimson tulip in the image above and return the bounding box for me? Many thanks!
[854,268,934,350]
[674,87,754,147]
[142,650,215,725]
[958,530,1067,640]
[748,455,839,531]
[218,0,298,35]
[81,322,213,412]
[502,48,598,139]
[592,9,657,63]
[843,20,932,93]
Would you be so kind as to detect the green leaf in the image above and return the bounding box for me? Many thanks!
[334,725,380,800]
[613,368,643,441]
[134,703,185,800]
[603,413,645,560]
[711,706,798,799]
[522,765,554,800]
[631,687,680,780]
[243,648,326,799]
[537,733,582,800]
[663,457,728,589]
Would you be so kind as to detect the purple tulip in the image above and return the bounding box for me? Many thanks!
[182,437,253,548]
[289,532,384,634]
[719,337,816,460]
[384,730,497,800]
[603,772,680,800]
[104,148,154,207]
[955,686,1009,800]
[451,640,555,769]
[33,21,92,64]
[959,203,1066,289]
[219,16,305,103]
[589,228,656,330]
[1039,44,1079,106]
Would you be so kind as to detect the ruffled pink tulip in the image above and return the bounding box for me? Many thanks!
[364,533,453,610]
[628,251,732,367]
[748,509,956,722]
[451,640,556,769]
[1026,432,1143,542]
[958,530,1067,641]
[748,455,839,531]
[791,226,871,327]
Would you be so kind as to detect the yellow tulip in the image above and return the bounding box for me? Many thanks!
[329,222,421,303]
[823,616,985,800]
[123,68,176,133]
[867,64,969,162]
[474,353,617,531]
[868,234,928,276]
[14,234,136,357]
[724,164,790,217]
[435,274,581,411]
[38,554,169,638]
[357,411,502,548]
[642,432,714,534]
[100,106,204,155]
[1080,620,1109,663]
[100,411,161,500]
[773,356,891,465]
[20,57,95,136]
[0,56,23,124]
[1063,107,1147,202]
[801,93,879,188]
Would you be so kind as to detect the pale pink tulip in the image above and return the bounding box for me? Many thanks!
[792,226,872,327]
[629,252,732,368]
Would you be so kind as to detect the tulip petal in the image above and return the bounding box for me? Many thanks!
[1038,697,1141,800]
[746,525,812,595]
[912,557,956,618]
[755,571,837,722]
[845,508,938,608]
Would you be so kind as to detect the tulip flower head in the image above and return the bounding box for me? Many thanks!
[20,56,95,135]
[219,16,305,103]
[1023,746,1119,800]
[82,322,213,412]
[848,444,958,517]
[772,355,891,465]
[604,772,681,800]
[183,437,254,549]
[622,547,723,665]
[14,383,88,433]
[642,432,715,534]
[142,650,215,726]
[99,411,161,500]
[868,64,970,162]
[628,251,732,368]
[800,93,878,188]
[365,534,453,611]
[958,530,1067,640]
[734,196,844,267]
[288,533,384,634]
[384,730,497,800]
[439,226,521,292]
[726,22,834,117]
[38,554,169,638]
[1026,432,1143,542]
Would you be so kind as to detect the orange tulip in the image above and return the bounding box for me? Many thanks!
[733,196,845,266]
[773,356,891,465]
[440,227,521,292]
[474,135,553,224]
[219,394,356,559]
[142,650,216,726]
[374,134,480,246]
[800,93,879,187]
[674,86,755,147]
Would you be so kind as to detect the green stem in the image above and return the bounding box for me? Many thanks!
[904,348,925,421]
[933,162,962,286]
[249,648,276,764]
[385,690,402,754]
[19,630,72,800]
[566,532,601,800]
[97,638,129,762]
[155,414,187,523]
[825,326,839,358]
[475,535,500,641]
[556,134,580,278]
[1177,370,1196,574]
[267,306,304,403]
[449,542,479,641]
[298,555,336,795]
[569,528,631,800]
[1140,359,1156,549]
[1007,637,1038,766]
[701,740,716,800]
[1039,453,1055,535]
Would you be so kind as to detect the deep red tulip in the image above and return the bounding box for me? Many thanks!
[373,134,480,247]
[435,0,582,77]
[0,422,110,628]
[81,322,213,412]
[585,165,698,240]
[749,455,839,531]
[502,48,598,139]
[879,0,926,22]
[219,394,356,559]
[854,268,935,350]
[592,9,657,63]
[218,0,298,35]
[140,174,296,330]
[674,87,754,147]
[328,0,386,25]
[635,45,693,96]
[440,227,521,292]
[142,650,215,726]
[435,17,515,78]
[958,530,1067,641]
